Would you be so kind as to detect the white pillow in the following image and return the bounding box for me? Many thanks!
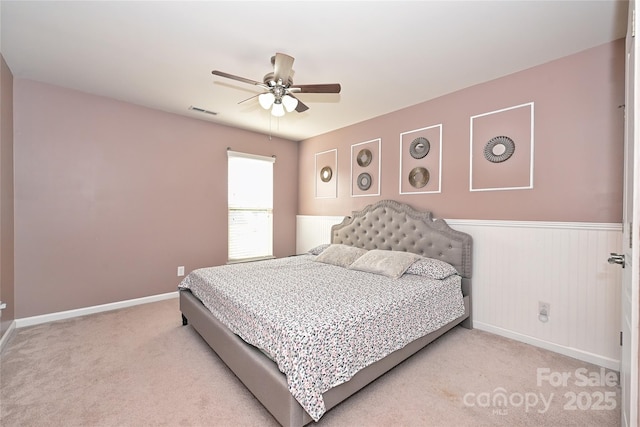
[307,243,331,256]
[404,257,458,279]
[314,244,367,268]
[349,249,420,279]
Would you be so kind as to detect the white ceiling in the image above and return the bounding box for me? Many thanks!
[0,1,629,141]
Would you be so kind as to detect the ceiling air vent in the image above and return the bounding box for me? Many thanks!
[188,105,218,115]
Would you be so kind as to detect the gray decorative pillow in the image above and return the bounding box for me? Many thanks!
[314,244,367,268]
[349,249,421,279]
[307,243,331,256]
[405,257,458,280]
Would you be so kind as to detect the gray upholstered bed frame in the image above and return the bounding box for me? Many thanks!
[179,200,473,426]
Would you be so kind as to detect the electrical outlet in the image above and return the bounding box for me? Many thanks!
[177,266,185,277]
[538,301,550,323]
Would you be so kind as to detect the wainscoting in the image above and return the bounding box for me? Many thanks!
[297,215,623,370]
[296,215,345,254]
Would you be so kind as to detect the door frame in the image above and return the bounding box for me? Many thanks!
[622,2,640,425]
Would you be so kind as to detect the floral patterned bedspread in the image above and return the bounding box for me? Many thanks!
[178,254,464,421]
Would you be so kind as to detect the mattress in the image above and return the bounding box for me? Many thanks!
[178,254,464,421]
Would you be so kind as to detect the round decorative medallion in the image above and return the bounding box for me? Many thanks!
[484,136,515,163]
[409,137,430,159]
[320,166,332,182]
[408,167,430,188]
[356,149,372,167]
[357,172,372,191]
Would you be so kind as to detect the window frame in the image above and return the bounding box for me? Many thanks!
[227,150,275,263]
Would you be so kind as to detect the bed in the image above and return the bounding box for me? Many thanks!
[178,199,472,426]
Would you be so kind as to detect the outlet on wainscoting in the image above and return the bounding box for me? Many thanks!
[538,301,550,323]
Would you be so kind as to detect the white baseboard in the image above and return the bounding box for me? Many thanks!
[15,291,179,328]
[474,321,620,371]
[0,320,16,354]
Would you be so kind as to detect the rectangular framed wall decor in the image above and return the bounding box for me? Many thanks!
[399,124,442,195]
[469,102,535,192]
[315,149,338,199]
[351,138,381,197]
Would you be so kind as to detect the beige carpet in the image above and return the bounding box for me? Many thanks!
[0,297,620,426]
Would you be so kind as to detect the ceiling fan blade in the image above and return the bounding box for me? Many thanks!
[290,83,341,94]
[295,100,309,113]
[288,94,309,112]
[212,70,262,86]
[238,93,261,104]
[273,53,295,83]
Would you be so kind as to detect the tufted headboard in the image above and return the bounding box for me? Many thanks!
[331,200,472,279]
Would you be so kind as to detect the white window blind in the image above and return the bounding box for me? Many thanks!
[227,150,275,262]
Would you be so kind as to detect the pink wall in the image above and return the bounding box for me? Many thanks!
[0,55,15,333]
[7,39,626,318]
[298,40,625,223]
[13,80,298,318]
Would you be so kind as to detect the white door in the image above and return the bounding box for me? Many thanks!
[618,2,640,425]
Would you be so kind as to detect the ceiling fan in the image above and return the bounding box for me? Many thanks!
[212,52,341,117]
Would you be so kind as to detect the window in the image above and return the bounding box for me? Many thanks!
[227,150,274,262]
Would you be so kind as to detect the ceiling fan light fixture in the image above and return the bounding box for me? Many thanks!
[271,102,285,117]
[258,92,275,110]
[212,52,341,118]
[282,95,298,113]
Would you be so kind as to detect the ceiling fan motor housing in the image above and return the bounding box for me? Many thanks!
[263,72,293,88]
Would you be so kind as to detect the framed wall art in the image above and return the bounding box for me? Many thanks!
[399,124,442,195]
[315,149,337,198]
[469,102,534,191]
[351,138,381,197]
